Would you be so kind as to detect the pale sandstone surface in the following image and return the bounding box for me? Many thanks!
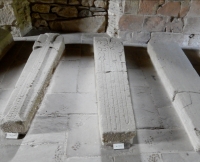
[94,37,136,145]
[0,33,65,133]
[0,34,199,161]
[148,41,200,151]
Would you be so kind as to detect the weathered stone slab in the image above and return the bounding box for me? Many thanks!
[148,41,200,151]
[0,33,65,134]
[0,28,14,60]
[94,37,136,145]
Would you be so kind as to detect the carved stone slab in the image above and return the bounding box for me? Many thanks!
[1,33,65,134]
[148,41,200,151]
[94,37,136,145]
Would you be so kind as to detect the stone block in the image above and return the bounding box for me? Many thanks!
[51,6,78,18]
[32,13,40,19]
[0,28,13,60]
[33,19,48,28]
[184,17,200,34]
[166,18,183,33]
[0,33,65,133]
[187,0,200,17]
[32,4,50,13]
[123,0,139,14]
[94,0,107,9]
[150,32,189,47]
[180,1,190,18]
[119,31,150,44]
[143,16,167,32]
[138,0,160,15]
[94,37,136,145]
[78,10,92,17]
[148,41,200,151]
[40,13,57,20]
[49,16,106,33]
[119,15,144,31]
[82,0,94,6]
[157,1,181,17]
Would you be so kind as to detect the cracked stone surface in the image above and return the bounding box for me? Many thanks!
[0,34,200,161]
[148,41,200,151]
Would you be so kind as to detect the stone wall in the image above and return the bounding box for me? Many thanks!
[28,0,107,33]
[108,0,200,47]
[0,0,32,37]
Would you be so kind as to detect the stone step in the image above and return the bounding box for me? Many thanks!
[0,33,65,134]
[147,41,200,151]
[0,28,14,60]
[94,37,136,145]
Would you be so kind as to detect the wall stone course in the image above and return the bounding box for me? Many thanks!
[157,1,181,17]
[32,4,51,13]
[183,17,200,34]
[143,16,167,32]
[187,0,200,17]
[119,15,144,31]
[138,0,161,15]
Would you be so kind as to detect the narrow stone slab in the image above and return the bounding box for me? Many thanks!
[0,28,14,60]
[94,37,136,145]
[148,41,200,151]
[0,33,65,134]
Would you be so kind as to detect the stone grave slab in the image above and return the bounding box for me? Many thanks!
[94,37,136,145]
[0,33,65,134]
[148,41,200,151]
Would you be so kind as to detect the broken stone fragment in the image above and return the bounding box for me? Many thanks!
[0,33,65,134]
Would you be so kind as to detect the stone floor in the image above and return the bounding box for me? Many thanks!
[0,34,200,162]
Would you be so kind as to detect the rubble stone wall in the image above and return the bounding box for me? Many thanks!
[28,0,107,33]
[0,0,32,37]
[108,0,200,47]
